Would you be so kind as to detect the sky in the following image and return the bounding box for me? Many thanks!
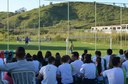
[0,0,128,12]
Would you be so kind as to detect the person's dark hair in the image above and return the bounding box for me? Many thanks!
[96,51,101,57]
[72,52,79,59]
[26,53,32,61]
[16,47,25,59]
[32,54,38,60]
[37,51,43,58]
[82,49,88,61]
[112,57,120,67]
[119,49,123,55]
[107,49,113,55]
[55,52,61,67]
[61,55,70,63]
[48,56,55,64]
[45,51,52,58]
[84,54,93,63]
[96,57,102,76]
[55,52,61,60]
[37,51,45,66]
[109,54,116,69]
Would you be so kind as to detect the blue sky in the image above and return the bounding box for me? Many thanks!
[0,0,128,12]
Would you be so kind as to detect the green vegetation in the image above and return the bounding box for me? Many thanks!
[0,41,127,56]
[0,2,128,29]
[0,2,128,56]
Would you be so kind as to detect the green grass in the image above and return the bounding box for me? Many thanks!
[0,41,127,57]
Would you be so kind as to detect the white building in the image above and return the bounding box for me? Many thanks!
[91,24,128,33]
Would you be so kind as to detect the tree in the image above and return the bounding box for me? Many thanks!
[15,7,27,14]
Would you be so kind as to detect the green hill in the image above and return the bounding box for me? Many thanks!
[1,2,128,29]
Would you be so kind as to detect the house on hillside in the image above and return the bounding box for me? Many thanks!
[91,24,128,33]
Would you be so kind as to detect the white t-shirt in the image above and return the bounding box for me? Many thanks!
[0,58,4,79]
[80,63,96,79]
[92,56,96,62]
[39,64,57,84]
[119,54,125,61]
[103,67,124,84]
[57,63,73,84]
[0,58,4,65]
[32,60,40,74]
[104,55,111,68]
[71,60,83,76]
[122,60,128,78]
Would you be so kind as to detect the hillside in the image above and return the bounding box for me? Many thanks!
[1,2,128,29]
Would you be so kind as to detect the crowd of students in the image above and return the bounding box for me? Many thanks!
[0,47,128,84]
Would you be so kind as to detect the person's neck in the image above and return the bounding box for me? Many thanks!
[113,66,119,68]
[63,62,68,64]
[17,58,25,60]
[74,59,78,61]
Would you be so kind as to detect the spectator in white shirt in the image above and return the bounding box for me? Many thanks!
[57,55,73,84]
[118,49,125,63]
[103,57,124,84]
[38,56,57,84]
[32,55,40,75]
[92,51,106,71]
[122,51,128,83]
[71,52,83,84]
[80,54,96,84]
[104,49,113,69]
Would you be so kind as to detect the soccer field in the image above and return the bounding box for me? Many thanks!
[0,41,126,57]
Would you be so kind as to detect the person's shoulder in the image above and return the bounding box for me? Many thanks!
[58,64,63,68]
[78,60,84,63]
[52,65,57,69]
[40,65,46,70]
[70,61,75,65]
[81,64,86,67]
[103,69,111,74]
[122,60,128,65]
[6,62,17,65]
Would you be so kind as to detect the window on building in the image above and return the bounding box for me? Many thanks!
[122,27,126,29]
[105,27,108,29]
[113,27,116,30]
[117,27,120,29]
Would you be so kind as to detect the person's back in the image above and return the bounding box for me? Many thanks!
[58,63,73,84]
[40,64,57,84]
[71,52,83,76]
[80,63,96,79]
[33,60,40,74]
[0,47,35,72]
[38,56,57,84]
[103,57,124,84]
[103,67,124,84]
[80,54,96,84]
[104,49,113,69]
[122,51,128,83]
[71,60,83,76]
[57,55,73,84]
[0,59,35,72]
